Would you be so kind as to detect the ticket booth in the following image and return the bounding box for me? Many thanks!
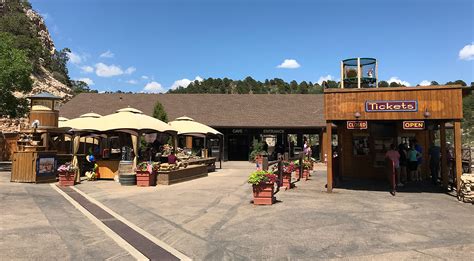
[323,58,466,193]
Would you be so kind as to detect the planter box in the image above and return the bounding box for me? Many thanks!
[252,182,275,205]
[157,165,207,185]
[58,172,75,186]
[302,169,310,180]
[282,172,292,190]
[136,171,157,187]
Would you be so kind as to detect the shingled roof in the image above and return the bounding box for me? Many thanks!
[59,93,325,128]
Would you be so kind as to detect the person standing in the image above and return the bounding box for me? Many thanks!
[385,144,401,190]
[414,139,423,181]
[428,142,441,185]
[398,143,408,183]
[408,145,420,182]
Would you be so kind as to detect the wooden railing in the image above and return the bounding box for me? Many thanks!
[261,152,304,195]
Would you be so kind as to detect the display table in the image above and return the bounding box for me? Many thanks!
[157,165,207,185]
[185,157,216,172]
[96,159,120,179]
[11,151,57,183]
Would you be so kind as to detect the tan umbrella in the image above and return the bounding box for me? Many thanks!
[169,116,222,137]
[97,107,178,167]
[59,113,102,182]
[59,113,103,132]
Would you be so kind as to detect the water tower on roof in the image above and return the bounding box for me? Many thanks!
[341,58,377,89]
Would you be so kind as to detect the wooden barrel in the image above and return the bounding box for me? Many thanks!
[119,174,136,186]
[118,160,134,175]
[118,160,135,186]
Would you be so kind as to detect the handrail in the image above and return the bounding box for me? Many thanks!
[262,153,305,195]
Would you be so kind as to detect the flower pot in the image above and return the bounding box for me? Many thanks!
[136,171,157,187]
[302,169,310,180]
[252,182,275,205]
[282,171,292,190]
[294,168,300,179]
[58,172,76,186]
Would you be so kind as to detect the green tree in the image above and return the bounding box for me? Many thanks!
[378,80,389,87]
[152,101,168,122]
[446,80,467,86]
[389,81,400,87]
[430,81,439,85]
[0,32,33,117]
[71,80,98,95]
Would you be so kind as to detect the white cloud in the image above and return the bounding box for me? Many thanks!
[419,80,431,86]
[317,75,334,85]
[277,59,300,69]
[459,43,474,60]
[80,65,94,73]
[99,50,114,58]
[126,79,138,85]
[95,63,123,77]
[171,76,203,90]
[67,51,82,64]
[388,76,410,86]
[141,75,149,80]
[76,77,94,86]
[124,67,136,75]
[143,81,165,93]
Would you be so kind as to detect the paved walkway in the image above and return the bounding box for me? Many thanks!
[1,162,474,260]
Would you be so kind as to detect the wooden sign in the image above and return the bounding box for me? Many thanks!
[347,121,368,130]
[403,121,425,130]
[365,100,418,112]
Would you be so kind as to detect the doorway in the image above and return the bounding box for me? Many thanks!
[228,134,249,161]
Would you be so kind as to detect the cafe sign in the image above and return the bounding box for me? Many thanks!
[365,100,418,112]
[403,121,425,130]
[347,121,368,130]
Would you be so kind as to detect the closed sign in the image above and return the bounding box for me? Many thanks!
[347,121,368,130]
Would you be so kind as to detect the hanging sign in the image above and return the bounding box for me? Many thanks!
[365,100,418,112]
[347,121,368,130]
[403,121,425,130]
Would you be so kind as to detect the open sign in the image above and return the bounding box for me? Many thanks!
[403,121,425,130]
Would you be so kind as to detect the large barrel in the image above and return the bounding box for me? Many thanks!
[118,160,136,186]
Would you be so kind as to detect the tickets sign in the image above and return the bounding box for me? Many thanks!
[403,121,425,130]
[365,100,418,112]
[347,121,368,130]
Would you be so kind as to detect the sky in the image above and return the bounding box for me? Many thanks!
[30,0,473,93]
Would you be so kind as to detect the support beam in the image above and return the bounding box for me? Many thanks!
[326,122,333,193]
[440,122,448,190]
[357,57,361,89]
[340,61,344,89]
[454,120,462,192]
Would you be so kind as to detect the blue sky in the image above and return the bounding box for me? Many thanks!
[31,0,473,93]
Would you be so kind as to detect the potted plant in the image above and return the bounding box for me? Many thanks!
[293,160,301,179]
[281,161,295,190]
[57,162,78,186]
[248,170,277,205]
[135,162,159,187]
[302,160,312,180]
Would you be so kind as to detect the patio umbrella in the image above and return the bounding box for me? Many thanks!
[58,113,103,182]
[97,107,178,167]
[168,116,222,137]
[169,116,223,157]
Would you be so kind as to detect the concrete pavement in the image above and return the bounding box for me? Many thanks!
[1,161,474,260]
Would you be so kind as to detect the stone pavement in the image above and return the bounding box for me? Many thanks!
[1,162,474,260]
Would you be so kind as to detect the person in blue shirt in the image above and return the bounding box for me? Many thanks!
[413,139,423,181]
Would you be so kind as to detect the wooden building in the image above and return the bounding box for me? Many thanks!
[324,58,467,192]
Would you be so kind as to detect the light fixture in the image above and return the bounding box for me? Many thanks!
[423,108,431,118]
[354,111,361,118]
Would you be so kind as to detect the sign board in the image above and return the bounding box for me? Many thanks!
[232,129,243,134]
[365,100,418,112]
[263,129,284,134]
[403,121,425,130]
[347,121,368,130]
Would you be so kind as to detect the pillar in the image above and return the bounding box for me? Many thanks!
[440,122,448,190]
[321,129,327,163]
[326,122,333,193]
[454,120,462,192]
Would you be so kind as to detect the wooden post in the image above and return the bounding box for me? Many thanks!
[357,57,361,89]
[262,156,269,171]
[375,60,378,88]
[454,120,462,192]
[340,61,344,89]
[321,129,327,163]
[440,122,448,190]
[326,122,333,192]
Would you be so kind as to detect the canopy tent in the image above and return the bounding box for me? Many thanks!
[168,116,222,137]
[93,107,178,168]
[169,116,223,158]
